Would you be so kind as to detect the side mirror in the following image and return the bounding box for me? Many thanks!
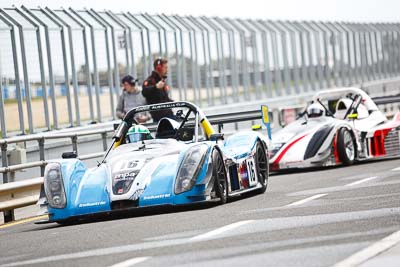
[62,151,77,159]
[176,128,194,142]
[210,133,224,142]
[347,113,358,120]
[252,124,262,131]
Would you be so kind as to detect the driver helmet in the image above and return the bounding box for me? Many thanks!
[307,103,324,118]
[126,125,153,143]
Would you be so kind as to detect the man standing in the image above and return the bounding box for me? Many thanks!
[116,75,149,123]
[142,58,174,122]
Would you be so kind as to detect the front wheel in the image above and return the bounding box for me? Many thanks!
[337,128,356,165]
[211,149,228,204]
[255,141,269,194]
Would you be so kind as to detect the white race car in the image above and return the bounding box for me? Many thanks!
[269,87,400,171]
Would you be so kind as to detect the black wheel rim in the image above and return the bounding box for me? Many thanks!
[216,153,227,198]
[212,152,227,200]
[256,144,268,186]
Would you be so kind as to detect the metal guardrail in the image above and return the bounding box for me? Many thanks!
[1,93,399,223]
[0,177,43,212]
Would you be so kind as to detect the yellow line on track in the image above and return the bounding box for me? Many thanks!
[0,215,48,229]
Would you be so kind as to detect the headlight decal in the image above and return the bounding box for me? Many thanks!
[175,144,209,194]
[44,162,67,209]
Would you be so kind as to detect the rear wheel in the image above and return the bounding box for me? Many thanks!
[337,128,356,165]
[255,141,269,194]
[211,149,228,204]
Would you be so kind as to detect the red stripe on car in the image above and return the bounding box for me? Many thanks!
[274,134,309,165]
[333,131,340,163]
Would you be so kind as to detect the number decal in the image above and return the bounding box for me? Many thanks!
[247,158,257,187]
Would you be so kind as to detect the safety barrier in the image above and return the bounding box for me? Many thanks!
[1,6,400,138]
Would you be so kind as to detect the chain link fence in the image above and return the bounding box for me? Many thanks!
[0,6,400,137]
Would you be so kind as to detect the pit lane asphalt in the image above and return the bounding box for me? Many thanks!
[1,158,400,267]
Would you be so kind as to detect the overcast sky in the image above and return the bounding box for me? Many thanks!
[1,0,399,22]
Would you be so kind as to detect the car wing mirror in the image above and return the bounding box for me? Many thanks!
[62,151,77,159]
[210,133,224,141]
[251,124,262,131]
[347,113,358,120]
[176,128,194,142]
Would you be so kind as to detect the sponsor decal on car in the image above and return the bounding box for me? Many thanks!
[143,193,171,200]
[78,201,106,208]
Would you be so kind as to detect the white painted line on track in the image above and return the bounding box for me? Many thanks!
[391,167,400,171]
[345,177,379,187]
[190,220,255,242]
[285,194,328,207]
[109,257,149,267]
[333,230,400,267]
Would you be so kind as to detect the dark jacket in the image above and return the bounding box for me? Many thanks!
[142,71,173,122]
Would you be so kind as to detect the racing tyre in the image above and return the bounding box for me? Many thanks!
[255,141,269,194]
[337,128,356,166]
[211,149,228,204]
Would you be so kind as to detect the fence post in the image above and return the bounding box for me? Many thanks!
[106,11,131,78]
[161,15,188,100]
[128,13,152,75]
[203,17,229,104]
[0,50,6,138]
[279,21,302,94]
[187,16,214,105]
[214,17,240,102]
[144,14,168,63]
[38,137,45,176]
[258,20,284,96]
[45,7,81,126]
[1,142,14,222]
[63,8,95,123]
[71,135,78,155]
[302,22,325,89]
[0,13,25,135]
[101,132,108,151]
[174,16,200,105]
[330,22,348,86]
[17,7,51,131]
[0,9,34,134]
[26,8,58,130]
[290,22,312,92]
[87,9,117,120]
[69,9,102,123]
[248,19,273,97]
[40,7,74,127]
[267,21,292,95]
[237,19,263,99]
[322,22,342,86]
[311,22,332,88]
[141,14,162,56]
[108,12,136,78]
[158,14,184,101]
[107,11,135,84]
[122,13,148,81]
[225,18,251,100]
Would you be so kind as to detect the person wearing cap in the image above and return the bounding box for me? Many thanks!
[142,58,174,123]
[116,75,149,123]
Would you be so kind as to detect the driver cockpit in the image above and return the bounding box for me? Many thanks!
[155,118,180,139]
[335,97,369,120]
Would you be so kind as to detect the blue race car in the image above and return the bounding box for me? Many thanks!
[38,102,269,223]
